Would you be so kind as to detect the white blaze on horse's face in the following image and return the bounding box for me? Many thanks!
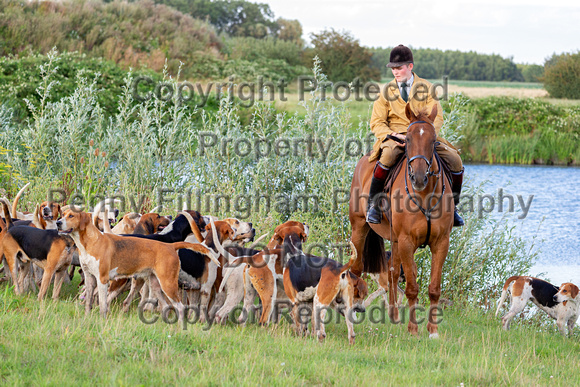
[407,123,436,192]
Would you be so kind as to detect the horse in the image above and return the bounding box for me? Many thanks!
[349,104,454,338]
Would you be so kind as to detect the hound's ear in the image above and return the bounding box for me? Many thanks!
[33,204,46,229]
[56,204,62,218]
[405,103,416,122]
[571,285,579,299]
[428,104,438,123]
[357,278,368,295]
[145,217,155,234]
[80,212,90,229]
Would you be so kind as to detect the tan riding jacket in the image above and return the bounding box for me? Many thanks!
[369,73,444,162]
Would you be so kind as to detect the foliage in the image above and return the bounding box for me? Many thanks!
[517,63,544,83]
[154,0,278,38]
[0,0,222,79]
[225,36,304,67]
[371,47,526,82]
[0,51,162,121]
[448,96,580,164]
[307,29,380,83]
[275,18,304,45]
[0,51,195,208]
[543,51,580,99]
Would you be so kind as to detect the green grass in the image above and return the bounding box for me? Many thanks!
[1,278,579,385]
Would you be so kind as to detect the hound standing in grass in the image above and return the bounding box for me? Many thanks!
[496,276,580,336]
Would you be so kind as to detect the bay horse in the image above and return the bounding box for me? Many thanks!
[349,104,454,338]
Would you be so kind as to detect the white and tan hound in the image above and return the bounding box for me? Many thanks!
[496,276,580,336]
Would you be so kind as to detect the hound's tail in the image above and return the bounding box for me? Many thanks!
[340,241,358,274]
[172,242,221,267]
[495,276,519,316]
[11,182,30,219]
[1,202,13,229]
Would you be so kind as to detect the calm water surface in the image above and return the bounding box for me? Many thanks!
[465,164,580,284]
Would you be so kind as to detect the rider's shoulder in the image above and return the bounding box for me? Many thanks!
[412,74,434,89]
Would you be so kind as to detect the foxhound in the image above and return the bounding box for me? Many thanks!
[214,221,308,324]
[283,239,367,345]
[496,276,580,336]
[56,209,219,319]
[0,214,75,299]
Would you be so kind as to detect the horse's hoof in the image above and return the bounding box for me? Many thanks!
[429,333,439,339]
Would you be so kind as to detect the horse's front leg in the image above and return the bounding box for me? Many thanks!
[427,237,449,339]
[398,237,418,335]
[387,240,401,324]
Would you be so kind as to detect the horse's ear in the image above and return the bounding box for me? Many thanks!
[428,104,438,123]
[405,104,416,122]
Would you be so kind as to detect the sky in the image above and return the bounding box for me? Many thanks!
[260,0,580,65]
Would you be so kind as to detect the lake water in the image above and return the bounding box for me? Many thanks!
[465,164,580,285]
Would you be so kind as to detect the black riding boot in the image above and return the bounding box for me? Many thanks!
[366,163,389,224]
[450,168,465,227]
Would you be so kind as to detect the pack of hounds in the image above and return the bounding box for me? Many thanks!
[1,184,578,343]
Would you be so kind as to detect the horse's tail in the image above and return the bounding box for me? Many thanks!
[495,276,519,316]
[363,228,387,273]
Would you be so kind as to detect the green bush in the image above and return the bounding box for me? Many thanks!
[226,36,303,66]
[449,96,580,164]
[0,0,223,79]
[518,63,544,83]
[0,51,162,121]
[543,51,580,99]
[307,29,380,82]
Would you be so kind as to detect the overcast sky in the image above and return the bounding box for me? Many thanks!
[261,0,579,65]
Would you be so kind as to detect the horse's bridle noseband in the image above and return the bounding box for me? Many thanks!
[405,121,440,180]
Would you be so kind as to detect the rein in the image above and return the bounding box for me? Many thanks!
[403,121,445,249]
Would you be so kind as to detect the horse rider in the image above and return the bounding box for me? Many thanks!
[366,44,465,227]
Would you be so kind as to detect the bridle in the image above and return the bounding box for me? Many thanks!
[405,121,439,180]
[403,121,445,248]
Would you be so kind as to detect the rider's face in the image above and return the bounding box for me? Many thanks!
[391,63,413,83]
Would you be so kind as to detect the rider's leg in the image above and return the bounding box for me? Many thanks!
[436,140,464,227]
[366,162,389,224]
[450,168,465,226]
[366,141,402,224]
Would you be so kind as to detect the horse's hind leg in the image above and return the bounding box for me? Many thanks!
[426,238,450,339]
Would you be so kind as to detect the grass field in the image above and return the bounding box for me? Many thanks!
[1,278,579,385]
